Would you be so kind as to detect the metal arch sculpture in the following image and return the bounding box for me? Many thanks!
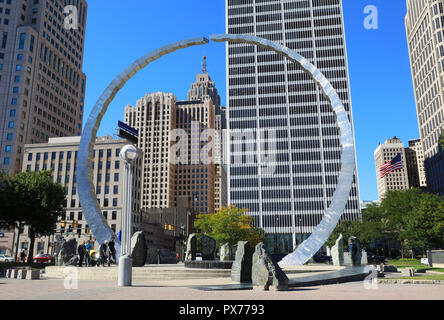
[77,37,210,257]
[210,34,355,266]
[77,34,355,265]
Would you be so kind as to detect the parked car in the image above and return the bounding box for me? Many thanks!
[367,253,387,265]
[313,253,332,264]
[0,254,14,263]
[196,253,202,261]
[32,254,55,264]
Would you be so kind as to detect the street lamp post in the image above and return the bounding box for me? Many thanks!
[118,145,139,287]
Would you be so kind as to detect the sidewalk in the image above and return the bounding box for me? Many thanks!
[1,277,444,300]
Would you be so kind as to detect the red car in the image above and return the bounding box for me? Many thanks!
[33,254,55,264]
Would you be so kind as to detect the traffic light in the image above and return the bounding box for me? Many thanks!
[72,220,78,229]
[61,221,66,228]
[168,224,173,231]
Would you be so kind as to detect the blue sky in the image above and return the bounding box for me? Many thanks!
[82,0,417,202]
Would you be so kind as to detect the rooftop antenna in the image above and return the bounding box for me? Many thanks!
[202,55,208,74]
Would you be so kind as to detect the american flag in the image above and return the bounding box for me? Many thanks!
[379,153,403,178]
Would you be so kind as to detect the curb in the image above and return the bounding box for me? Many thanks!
[377,278,444,285]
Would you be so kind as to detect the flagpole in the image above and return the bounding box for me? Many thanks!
[401,154,407,191]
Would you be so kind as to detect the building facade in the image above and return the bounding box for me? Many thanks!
[19,135,142,257]
[125,93,218,216]
[406,0,444,194]
[0,0,87,174]
[226,0,361,252]
[124,93,176,210]
[124,64,228,216]
[406,138,427,188]
[374,137,410,200]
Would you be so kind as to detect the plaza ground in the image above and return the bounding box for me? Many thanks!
[1,277,444,300]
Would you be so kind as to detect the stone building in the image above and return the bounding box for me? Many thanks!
[18,135,142,257]
[374,137,426,200]
[0,0,88,174]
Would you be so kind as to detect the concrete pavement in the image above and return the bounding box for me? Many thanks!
[1,277,444,300]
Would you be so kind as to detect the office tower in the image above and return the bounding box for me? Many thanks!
[187,58,228,211]
[0,0,88,174]
[124,93,177,209]
[125,91,217,215]
[226,0,361,252]
[20,135,142,257]
[406,139,427,188]
[215,162,228,211]
[175,99,216,214]
[374,137,410,200]
[406,0,444,194]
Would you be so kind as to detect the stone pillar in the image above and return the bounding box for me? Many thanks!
[252,242,288,291]
[185,234,197,261]
[230,241,253,283]
[331,234,344,266]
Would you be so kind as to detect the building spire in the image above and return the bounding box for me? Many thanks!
[202,56,208,74]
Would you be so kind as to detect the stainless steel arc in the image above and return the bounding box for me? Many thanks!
[210,34,355,266]
[76,37,210,258]
[77,34,354,267]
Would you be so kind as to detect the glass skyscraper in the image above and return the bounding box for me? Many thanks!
[226,0,360,253]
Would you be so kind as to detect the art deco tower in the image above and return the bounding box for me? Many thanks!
[226,0,360,252]
[0,0,87,174]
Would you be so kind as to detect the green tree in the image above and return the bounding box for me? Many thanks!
[402,193,444,251]
[0,171,66,262]
[0,172,17,229]
[326,220,363,250]
[194,205,265,248]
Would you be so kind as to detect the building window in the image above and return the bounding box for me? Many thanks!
[3,158,9,165]
[19,33,26,49]
[30,35,35,52]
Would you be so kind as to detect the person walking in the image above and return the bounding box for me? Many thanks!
[107,236,116,267]
[99,240,108,267]
[85,240,92,267]
[78,241,86,267]
[20,250,26,263]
